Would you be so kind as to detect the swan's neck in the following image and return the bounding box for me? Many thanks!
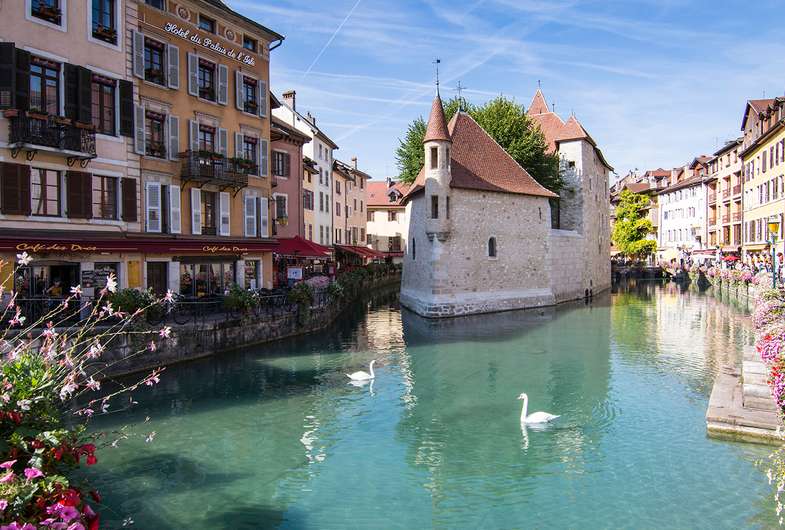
[520,396,528,423]
[369,362,375,378]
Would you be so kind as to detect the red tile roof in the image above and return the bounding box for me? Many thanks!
[367,181,409,207]
[529,112,565,153]
[423,95,451,143]
[749,99,775,114]
[555,115,592,143]
[528,89,550,115]
[406,112,557,200]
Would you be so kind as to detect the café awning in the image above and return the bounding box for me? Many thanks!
[274,236,331,258]
[335,245,385,260]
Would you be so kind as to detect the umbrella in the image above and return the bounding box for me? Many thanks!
[722,255,739,262]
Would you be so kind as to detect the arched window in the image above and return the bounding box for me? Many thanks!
[412,238,416,260]
[488,237,497,258]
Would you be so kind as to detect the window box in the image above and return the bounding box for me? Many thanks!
[51,116,72,126]
[199,87,215,101]
[198,149,223,161]
[146,141,167,158]
[32,5,62,24]
[144,68,166,86]
[243,101,258,114]
[93,25,117,43]
[27,112,50,121]
[3,109,19,119]
[228,157,257,174]
[275,216,288,226]
[74,122,96,131]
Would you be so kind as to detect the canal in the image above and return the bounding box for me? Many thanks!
[90,282,777,529]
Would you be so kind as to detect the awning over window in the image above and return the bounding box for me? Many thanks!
[335,245,385,259]
[274,236,332,258]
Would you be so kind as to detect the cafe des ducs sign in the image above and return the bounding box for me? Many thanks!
[164,22,256,67]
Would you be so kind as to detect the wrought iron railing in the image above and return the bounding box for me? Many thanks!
[7,111,96,158]
[179,150,252,190]
[732,184,742,195]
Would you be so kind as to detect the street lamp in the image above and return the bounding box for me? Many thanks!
[768,215,781,289]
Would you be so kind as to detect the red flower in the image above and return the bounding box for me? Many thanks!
[86,454,97,466]
[89,490,101,503]
[88,514,100,530]
[30,439,44,450]
[60,488,81,507]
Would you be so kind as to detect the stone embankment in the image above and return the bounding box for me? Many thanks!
[98,273,400,378]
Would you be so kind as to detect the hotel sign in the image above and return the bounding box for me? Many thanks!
[164,23,256,67]
[16,243,98,253]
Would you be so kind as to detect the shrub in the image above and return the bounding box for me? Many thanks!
[223,284,257,313]
[109,288,155,315]
[327,281,344,301]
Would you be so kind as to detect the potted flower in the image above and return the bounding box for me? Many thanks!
[3,109,19,119]
[93,24,117,42]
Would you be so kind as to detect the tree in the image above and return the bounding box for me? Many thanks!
[612,189,657,260]
[394,96,562,193]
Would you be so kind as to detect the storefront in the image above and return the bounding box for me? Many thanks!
[273,236,332,288]
[334,245,385,272]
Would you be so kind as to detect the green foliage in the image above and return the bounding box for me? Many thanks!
[327,281,344,300]
[109,288,155,315]
[223,284,257,312]
[612,190,657,260]
[394,96,562,193]
[287,282,314,307]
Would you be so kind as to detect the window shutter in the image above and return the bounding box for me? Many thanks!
[64,63,79,120]
[168,115,180,161]
[259,196,269,237]
[77,66,92,124]
[189,119,199,151]
[218,128,228,157]
[244,192,257,237]
[217,64,228,105]
[284,153,291,178]
[260,139,269,177]
[15,49,30,111]
[235,71,244,111]
[119,80,134,137]
[132,30,145,79]
[66,171,91,219]
[134,104,145,155]
[258,80,267,117]
[167,44,180,89]
[187,53,198,96]
[0,163,30,216]
[0,43,15,109]
[219,191,230,236]
[169,184,181,234]
[121,177,137,222]
[191,187,202,234]
[145,182,161,232]
[235,132,243,158]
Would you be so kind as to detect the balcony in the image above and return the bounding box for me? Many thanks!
[708,192,716,204]
[708,216,717,226]
[179,150,255,192]
[732,184,742,196]
[6,110,96,164]
[722,214,730,224]
[722,188,731,200]
[732,212,742,222]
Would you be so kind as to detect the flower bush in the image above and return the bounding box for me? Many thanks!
[0,253,169,528]
[304,276,331,289]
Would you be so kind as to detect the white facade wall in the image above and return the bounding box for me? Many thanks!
[658,183,706,259]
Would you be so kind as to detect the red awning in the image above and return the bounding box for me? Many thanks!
[336,245,385,259]
[274,236,331,258]
[0,234,279,255]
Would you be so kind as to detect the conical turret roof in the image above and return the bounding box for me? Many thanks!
[423,95,451,143]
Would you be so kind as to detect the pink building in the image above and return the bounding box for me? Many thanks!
[270,116,309,238]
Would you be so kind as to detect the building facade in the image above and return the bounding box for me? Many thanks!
[706,140,743,252]
[656,159,709,261]
[0,0,139,299]
[302,156,317,242]
[740,98,785,259]
[332,157,368,246]
[272,91,338,246]
[366,179,409,262]
[270,115,309,239]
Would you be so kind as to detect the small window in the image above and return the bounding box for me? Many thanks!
[144,111,166,158]
[146,0,164,8]
[412,238,416,260]
[243,36,257,53]
[430,147,438,169]
[446,196,450,219]
[31,0,62,25]
[242,76,258,113]
[198,14,216,33]
[92,0,117,44]
[431,195,439,219]
[488,237,497,258]
[92,175,118,220]
[92,75,116,135]
[197,59,216,101]
[144,37,166,86]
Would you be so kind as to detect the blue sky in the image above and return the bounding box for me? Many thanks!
[227,0,785,183]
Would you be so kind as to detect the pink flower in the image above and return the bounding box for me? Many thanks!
[164,289,175,303]
[148,341,157,352]
[59,505,79,522]
[16,252,32,266]
[87,341,104,359]
[0,472,15,483]
[59,382,78,401]
[0,460,16,469]
[159,326,171,339]
[69,285,82,296]
[67,523,85,530]
[24,467,43,480]
[85,378,100,392]
[0,499,7,511]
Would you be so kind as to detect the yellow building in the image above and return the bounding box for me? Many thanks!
[706,139,743,252]
[740,98,785,258]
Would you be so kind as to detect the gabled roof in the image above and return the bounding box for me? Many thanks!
[529,112,564,153]
[367,181,409,207]
[423,95,451,143]
[528,89,550,115]
[688,155,712,169]
[406,111,557,200]
[712,138,742,157]
[555,115,591,143]
[741,98,776,130]
[270,116,310,145]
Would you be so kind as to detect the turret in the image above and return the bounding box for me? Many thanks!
[423,95,452,240]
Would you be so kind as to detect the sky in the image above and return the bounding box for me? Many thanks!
[227,0,785,183]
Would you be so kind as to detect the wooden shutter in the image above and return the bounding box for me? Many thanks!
[145,182,161,232]
[121,177,137,222]
[168,115,180,161]
[77,66,93,124]
[187,53,198,96]
[132,30,145,79]
[234,132,243,158]
[259,139,269,177]
[15,49,30,111]
[244,192,257,237]
[218,128,228,157]
[283,153,291,178]
[235,71,244,111]
[134,104,145,155]
[66,171,91,219]
[189,119,199,150]
[64,63,80,120]
[191,187,202,234]
[217,64,228,105]
[259,196,269,237]
[0,43,15,109]
[219,192,230,236]
[167,44,180,89]
[169,184,181,234]
[1,163,30,216]
[119,80,134,137]
[258,80,267,117]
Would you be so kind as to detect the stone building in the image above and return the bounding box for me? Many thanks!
[400,90,612,318]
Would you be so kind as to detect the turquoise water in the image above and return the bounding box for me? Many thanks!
[90,283,777,529]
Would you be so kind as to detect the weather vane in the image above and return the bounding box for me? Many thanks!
[433,58,441,95]
[455,81,467,110]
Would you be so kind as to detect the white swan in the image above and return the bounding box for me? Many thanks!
[347,360,376,381]
[518,392,559,424]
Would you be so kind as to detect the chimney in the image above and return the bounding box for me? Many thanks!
[282,90,296,111]
[306,112,316,126]
[351,156,358,169]
[386,176,393,188]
